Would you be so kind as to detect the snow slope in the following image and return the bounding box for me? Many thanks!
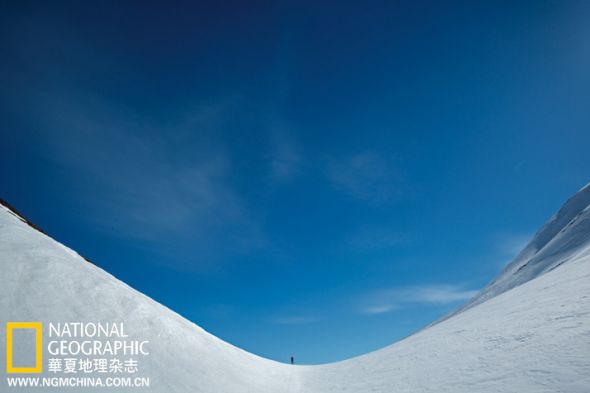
[453,182,590,316]
[0,202,298,393]
[438,182,590,323]
[1,184,589,392]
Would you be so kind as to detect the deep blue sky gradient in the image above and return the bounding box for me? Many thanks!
[1,0,589,363]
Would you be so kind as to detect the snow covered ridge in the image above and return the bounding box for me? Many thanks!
[0,198,48,235]
[444,181,590,320]
[1,185,589,392]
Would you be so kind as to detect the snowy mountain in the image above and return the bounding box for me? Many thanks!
[440,182,590,322]
[1,184,589,392]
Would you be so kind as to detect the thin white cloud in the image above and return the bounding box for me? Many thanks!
[30,92,267,269]
[496,233,532,258]
[360,284,478,315]
[326,152,403,204]
[491,232,533,267]
[363,305,398,315]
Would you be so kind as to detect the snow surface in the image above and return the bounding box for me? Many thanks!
[1,185,589,392]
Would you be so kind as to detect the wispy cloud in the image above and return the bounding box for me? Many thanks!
[29,92,267,269]
[495,233,532,258]
[490,232,533,267]
[363,304,399,314]
[360,284,478,315]
[326,152,403,204]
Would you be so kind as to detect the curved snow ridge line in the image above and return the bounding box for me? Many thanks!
[0,200,299,392]
[0,203,283,364]
[0,205,306,393]
[1,184,590,392]
[299,251,590,392]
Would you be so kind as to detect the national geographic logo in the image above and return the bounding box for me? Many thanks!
[2,322,152,389]
[6,322,43,373]
[4,322,150,374]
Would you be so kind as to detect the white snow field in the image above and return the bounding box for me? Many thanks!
[1,183,589,392]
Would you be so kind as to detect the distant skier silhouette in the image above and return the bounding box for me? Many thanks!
[290,356,294,365]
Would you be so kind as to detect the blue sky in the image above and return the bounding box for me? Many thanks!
[1,1,589,364]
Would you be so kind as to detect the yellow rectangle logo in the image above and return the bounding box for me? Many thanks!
[6,322,43,373]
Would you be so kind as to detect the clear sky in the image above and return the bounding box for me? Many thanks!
[1,1,589,364]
